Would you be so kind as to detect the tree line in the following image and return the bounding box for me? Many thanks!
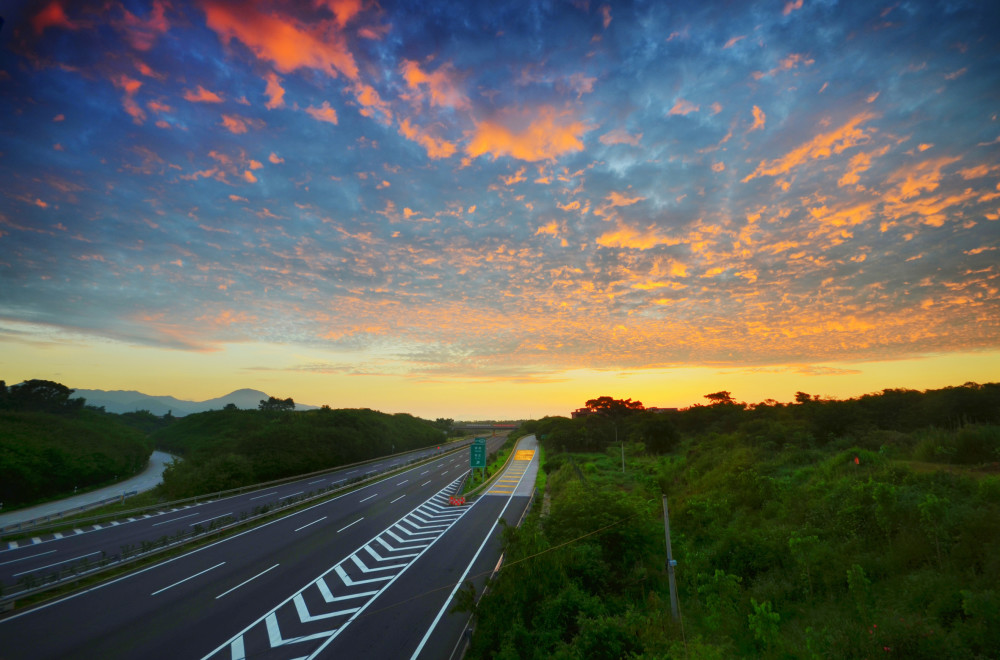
[466,382,1000,658]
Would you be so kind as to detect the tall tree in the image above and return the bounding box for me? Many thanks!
[584,396,645,415]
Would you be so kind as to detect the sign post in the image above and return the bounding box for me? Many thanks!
[470,438,487,483]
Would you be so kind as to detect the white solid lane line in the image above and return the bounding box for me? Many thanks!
[151,562,225,596]
[151,512,200,527]
[0,549,57,567]
[216,564,280,600]
[12,551,101,577]
[294,517,327,532]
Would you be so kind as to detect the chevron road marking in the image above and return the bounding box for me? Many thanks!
[201,476,473,660]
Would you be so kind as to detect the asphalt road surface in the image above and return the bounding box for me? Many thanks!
[0,437,500,592]
[0,434,536,660]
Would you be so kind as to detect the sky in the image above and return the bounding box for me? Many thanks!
[1,0,998,420]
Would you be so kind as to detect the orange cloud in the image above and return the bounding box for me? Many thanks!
[243,170,257,183]
[669,98,699,116]
[600,5,612,28]
[743,111,878,182]
[401,60,469,110]
[536,220,560,237]
[220,114,262,134]
[465,107,592,162]
[398,118,457,159]
[305,101,339,125]
[264,72,285,109]
[712,162,726,172]
[606,191,644,207]
[724,35,746,49]
[53,114,65,122]
[112,74,146,124]
[32,1,80,34]
[886,155,961,200]
[753,52,815,79]
[599,128,642,146]
[249,159,263,170]
[118,0,170,51]
[203,1,358,80]
[501,167,527,186]
[183,85,224,103]
[749,105,766,132]
[268,152,284,164]
[783,0,803,15]
[596,224,680,250]
[147,100,174,114]
[317,0,363,28]
[958,163,1000,179]
[351,82,392,124]
[837,145,889,187]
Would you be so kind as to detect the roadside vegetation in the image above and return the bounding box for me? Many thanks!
[465,383,1000,659]
[0,380,153,508]
[152,406,449,498]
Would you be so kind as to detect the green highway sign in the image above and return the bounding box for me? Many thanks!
[471,438,487,468]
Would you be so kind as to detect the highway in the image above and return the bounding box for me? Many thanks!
[0,437,497,592]
[0,434,537,659]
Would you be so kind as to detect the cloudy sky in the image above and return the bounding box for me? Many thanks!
[1,0,998,418]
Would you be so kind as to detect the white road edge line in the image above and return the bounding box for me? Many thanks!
[216,564,280,600]
[410,440,534,660]
[294,517,327,532]
[151,561,225,596]
[337,518,364,533]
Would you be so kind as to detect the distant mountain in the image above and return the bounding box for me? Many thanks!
[73,388,317,416]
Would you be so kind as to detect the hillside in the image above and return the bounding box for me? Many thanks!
[467,383,1000,659]
[73,388,318,416]
[0,409,153,508]
[151,407,446,497]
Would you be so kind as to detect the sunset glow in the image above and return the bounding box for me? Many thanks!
[1,1,998,418]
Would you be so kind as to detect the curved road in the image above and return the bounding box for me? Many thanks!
[0,450,178,530]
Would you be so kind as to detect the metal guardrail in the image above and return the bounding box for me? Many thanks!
[1,440,470,538]
[0,443,471,608]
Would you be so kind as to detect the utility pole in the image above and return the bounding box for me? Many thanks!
[662,495,679,620]
[617,422,624,472]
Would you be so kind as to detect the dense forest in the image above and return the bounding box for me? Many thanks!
[0,380,153,507]
[152,406,448,497]
[466,383,1000,659]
